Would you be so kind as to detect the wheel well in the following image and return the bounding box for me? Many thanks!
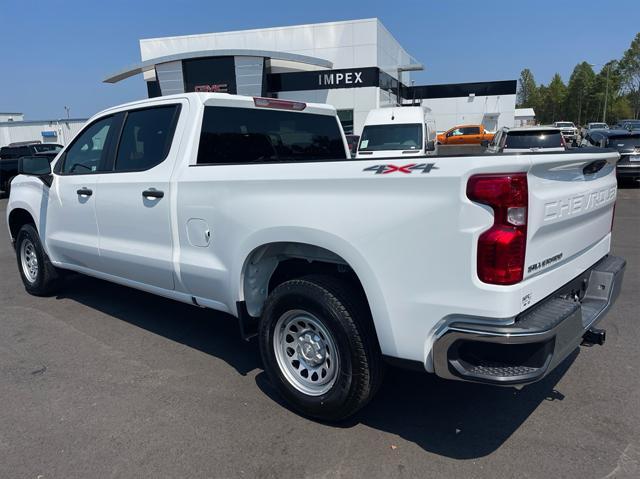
[242,242,367,318]
[8,208,35,240]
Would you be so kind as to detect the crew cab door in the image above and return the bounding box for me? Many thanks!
[94,102,184,290]
[446,128,464,144]
[45,115,117,269]
[463,126,482,144]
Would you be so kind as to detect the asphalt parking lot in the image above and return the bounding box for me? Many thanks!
[0,187,638,479]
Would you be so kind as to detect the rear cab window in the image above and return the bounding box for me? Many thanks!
[196,106,347,164]
[505,130,564,149]
[608,134,640,149]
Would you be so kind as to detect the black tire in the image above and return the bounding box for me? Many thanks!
[259,274,383,421]
[15,224,62,296]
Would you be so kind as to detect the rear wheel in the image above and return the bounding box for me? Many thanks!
[259,275,383,421]
[15,224,62,296]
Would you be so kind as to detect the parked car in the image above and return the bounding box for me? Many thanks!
[485,126,566,153]
[0,142,62,159]
[553,121,579,145]
[585,122,608,131]
[7,92,625,421]
[345,134,359,157]
[1,150,60,194]
[581,122,609,137]
[436,124,494,145]
[615,119,640,131]
[356,106,437,159]
[582,129,640,183]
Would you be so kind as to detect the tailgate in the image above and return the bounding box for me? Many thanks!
[524,151,619,279]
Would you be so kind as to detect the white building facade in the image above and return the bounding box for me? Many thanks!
[0,119,86,148]
[105,19,516,134]
[0,112,24,123]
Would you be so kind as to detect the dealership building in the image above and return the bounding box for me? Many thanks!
[105,18,516,135]
[0,114,86,148]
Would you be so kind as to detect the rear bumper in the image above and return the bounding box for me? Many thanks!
[433,255,626,386]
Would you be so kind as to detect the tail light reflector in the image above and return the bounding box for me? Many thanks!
[467,173,528,285]
[611,201,616,231]
[253,97,306,111]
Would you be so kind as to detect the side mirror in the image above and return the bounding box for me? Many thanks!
[425,140,436,152]
[480,140,489,148]
[19,156,52,176]
[18,156,53,187]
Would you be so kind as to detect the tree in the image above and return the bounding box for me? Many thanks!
[565,62,595,125]
[547,73,567,122]
[619,32,640,118]
[610,96,633,123]
[591,60,620,123]
[517,69,537,107]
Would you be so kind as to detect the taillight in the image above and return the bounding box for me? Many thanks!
[467,173,528,285]
[611,201,616,231]
[560,135,567,148]
[253,97,306,111]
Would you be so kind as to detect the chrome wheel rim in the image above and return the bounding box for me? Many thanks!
[273,309,339,396]
[20,239,38,283]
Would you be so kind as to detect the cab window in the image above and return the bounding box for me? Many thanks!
[114,105,179,172]
[60,116,114,174]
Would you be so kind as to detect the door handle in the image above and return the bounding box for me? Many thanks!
[142,189,164,199]
[76,188,93,196]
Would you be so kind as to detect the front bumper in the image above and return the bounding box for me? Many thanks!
[433,255,626,386]
[616,163,640,179]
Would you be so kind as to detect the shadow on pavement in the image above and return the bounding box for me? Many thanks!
[57,272,575,459]
[255,352,574,459]
[57,274,261,376]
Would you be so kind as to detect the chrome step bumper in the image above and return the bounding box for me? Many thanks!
[432,255,626,386]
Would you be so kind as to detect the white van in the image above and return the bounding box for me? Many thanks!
[356,106,437,159]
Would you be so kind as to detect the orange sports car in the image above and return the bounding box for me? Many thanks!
[437,125,495,145]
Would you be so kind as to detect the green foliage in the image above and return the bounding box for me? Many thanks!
[517,69,537,107]
[619,32,640,118]
[522,33,639,125]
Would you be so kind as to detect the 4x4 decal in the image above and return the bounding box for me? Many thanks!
[363,163,438,175]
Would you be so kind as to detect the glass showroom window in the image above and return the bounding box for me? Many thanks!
[337,110,354,135]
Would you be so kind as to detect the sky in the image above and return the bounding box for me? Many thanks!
[1,0,638,120]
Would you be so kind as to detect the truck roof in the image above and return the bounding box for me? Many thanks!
[95,92,338,120]
[504,126,561,133]
[363,106,431,126]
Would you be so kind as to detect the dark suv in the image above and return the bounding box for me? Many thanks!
[0,143,63,194]
[583,129,640,183]
[0,143,63,159]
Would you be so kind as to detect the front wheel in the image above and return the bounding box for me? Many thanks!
[259,275,383,421]
[15,224,62,296]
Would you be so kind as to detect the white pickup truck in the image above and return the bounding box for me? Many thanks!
[6,93,625,421]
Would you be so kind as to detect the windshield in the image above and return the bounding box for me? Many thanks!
[589,123,607,129]
[359,124,423,151]
[505,130,564,149]
[555,122,574,128]
[33,144,62,153]
[608,134,640,149]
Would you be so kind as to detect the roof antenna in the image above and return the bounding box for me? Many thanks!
[391,109,395,121]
